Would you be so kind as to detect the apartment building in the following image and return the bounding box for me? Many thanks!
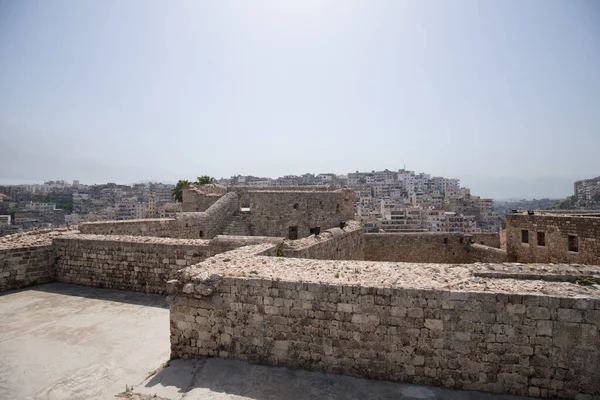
[574,176,600,200]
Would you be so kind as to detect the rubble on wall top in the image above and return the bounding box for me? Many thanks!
[175,244,600,299]
[0,227,78,250]
[54,233,210,246]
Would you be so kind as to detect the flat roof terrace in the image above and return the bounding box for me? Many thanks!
[0,283,170,400]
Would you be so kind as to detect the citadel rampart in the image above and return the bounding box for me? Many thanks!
[507,213,600,264]
[80,192,238,239]
[230,188,354,238]
[168,245,600,399]
[281,220,364,260]
[3,197,600,399]
[364,233,507,264]
[0,244,55,291]
[54,235,211,294]
[182,184,228,212]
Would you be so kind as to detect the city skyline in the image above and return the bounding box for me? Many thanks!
[0,170,586,200]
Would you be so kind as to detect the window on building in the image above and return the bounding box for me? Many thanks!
[444,237,448,244]
[537,232,545,246]
[521,230,529,244]
[568,235,578,252]
[459,237,464,244]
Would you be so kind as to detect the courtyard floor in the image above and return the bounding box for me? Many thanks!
[0,283,170,400]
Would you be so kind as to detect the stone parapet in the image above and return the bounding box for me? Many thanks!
[0,244,55,292]
[168,248,600,398]
[54,235,211,294]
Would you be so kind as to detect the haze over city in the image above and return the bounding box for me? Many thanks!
[1,0,599,199]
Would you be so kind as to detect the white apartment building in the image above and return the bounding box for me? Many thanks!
[24,202,56,211]
[116,201,146,220]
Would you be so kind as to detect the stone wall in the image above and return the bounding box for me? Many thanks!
[230,189,354,239]
[472,233,501,248]
[364,233,473,263]
[0,245,55,292]
[80,192,238,239]
[168,251,600,399]
[182,184,228,212]
[468,244,508,263]
[506,213,600,264]
[208,235,284,255]
[54,235,211,294]
[282,220,364,260]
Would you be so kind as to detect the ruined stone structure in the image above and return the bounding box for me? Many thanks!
[2,196,600,399]
[182,184,228,212]
[229,186,354,238]
[507,212,600,264]
[0,243,55,291]
[80,192,239,239]
[364,232,507,264]
[167,243,600,399]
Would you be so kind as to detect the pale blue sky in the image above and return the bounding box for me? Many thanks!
[0,0,598,198]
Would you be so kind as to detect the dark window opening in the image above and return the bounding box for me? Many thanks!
[336,204,340,213]
[568,235,578,252]
[199,230,204,238]
[288,226,298,240]
[293,203,299,210]
[537,232,545,246]
[443,238,448,244]
[459,237,464,244]
[521,230,529,244]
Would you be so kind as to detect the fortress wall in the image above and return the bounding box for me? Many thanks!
[506,214,600,264]
[168,274,600,399]
[79,218,174,237]
[281,220,364,260]
[54,235,211,294]
[472,233,501,248]
[208,236,285,255]
[79,192,238,239]
[468,244,508,263]
[182,184,228,212]
[0,244,55,292]
[233,189,354,238]
[364,233,472,263]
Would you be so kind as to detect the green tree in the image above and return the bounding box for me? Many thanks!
[171,180,191,203]
[196,176,214,185]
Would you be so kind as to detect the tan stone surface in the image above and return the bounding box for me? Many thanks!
[178,244,600,298]
[0,227,78,250]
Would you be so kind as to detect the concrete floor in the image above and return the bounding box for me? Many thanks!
[0,283,170,400]
[135,358,537,400]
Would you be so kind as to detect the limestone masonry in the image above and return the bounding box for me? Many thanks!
[1,187,600,399]
[167,243,600,399]
[507,212,600,264]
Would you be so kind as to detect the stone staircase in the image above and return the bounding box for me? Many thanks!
[220,213,252,236]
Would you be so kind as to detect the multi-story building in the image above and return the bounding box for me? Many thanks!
[24,202,56,212]
[115,201,146,220]
[574,176,600,200]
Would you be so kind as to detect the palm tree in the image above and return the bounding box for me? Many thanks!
[171,180,191,203]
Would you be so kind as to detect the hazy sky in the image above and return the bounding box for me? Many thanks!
[0,0,598,199]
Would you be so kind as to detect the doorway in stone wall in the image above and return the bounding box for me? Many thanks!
[288,226,298,240]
